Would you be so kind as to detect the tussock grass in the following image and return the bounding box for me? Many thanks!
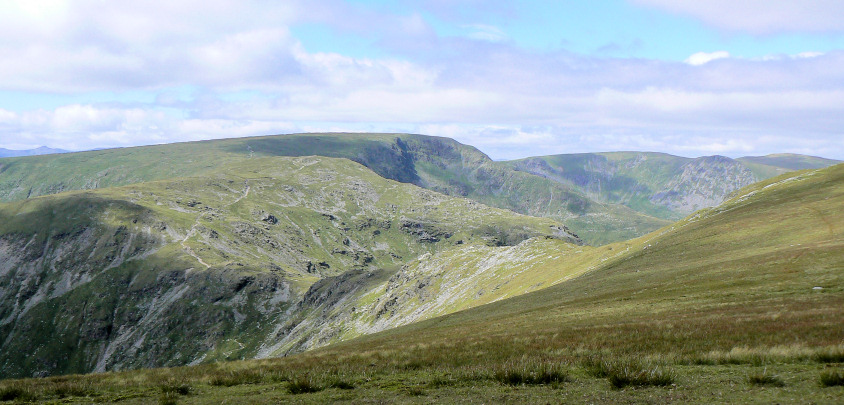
[425,375,456,388]
[159,381,191,395]
[158,392,180,405]
[0,384,34,402]
[814,346,844,363]
[819,370,844,387]
[50,379,97,398]
[326,378,355,390]
[607,363,675,389]
[689,345,844,366]
[493,360,570,386]
[583,357,674,388]
[207,370,268,387]
[286,377,323,394]
[747,369,785,387]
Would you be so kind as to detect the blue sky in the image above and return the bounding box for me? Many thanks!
[0,0,843,159]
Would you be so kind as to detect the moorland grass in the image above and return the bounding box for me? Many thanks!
[492,360,570,386]
[819,370,844,387]
[0,165,841,403]
[286,377,324,394]
[747,369,786,387]
[583,357,674,388]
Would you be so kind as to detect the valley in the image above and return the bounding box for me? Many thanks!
[0,133,841,403]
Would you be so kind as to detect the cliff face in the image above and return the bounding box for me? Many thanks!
[0,156,578,378]
[648,155,758,214]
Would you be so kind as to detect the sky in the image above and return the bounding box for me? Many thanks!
[0,0,843,160]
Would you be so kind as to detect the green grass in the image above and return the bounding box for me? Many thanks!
[0,160,841,402]
[492,360,570,386]
[286,377,324,394]
[747,369,785,387]
[0,132,672,244]
[0,155,586,378]
[819,370,844,387]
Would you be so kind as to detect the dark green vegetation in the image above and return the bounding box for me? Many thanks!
[0,153,841,402]
[820,369,844,387]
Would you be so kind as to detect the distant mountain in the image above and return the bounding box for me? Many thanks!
[508,151,840,220]
[737,153,841,179]
[0,146,69,157]
[0,132,841,382]
[2,157,840,402]
[0,134,837,243]
[0,133,667,245]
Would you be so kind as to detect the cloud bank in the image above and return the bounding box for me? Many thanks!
[631,0,844,34]
[0,0,842,160]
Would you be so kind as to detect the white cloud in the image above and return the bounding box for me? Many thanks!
[684,51,730,66]
[631,0,844,34]
[463,24,508,42]
[0,1,842,160]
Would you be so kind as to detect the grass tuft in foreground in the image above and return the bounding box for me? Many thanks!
[0,384,34,402]
[492,360,570,386]
[286,377,324,395]
[208,370,268,387]
[747,369,786,387]
[819,370,844,387]
[584,357,674,389]
[814,346,844,363]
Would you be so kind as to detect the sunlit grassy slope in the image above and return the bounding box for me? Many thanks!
[1,164,840,402]
[0,133,668,244]
[0,155,585,378]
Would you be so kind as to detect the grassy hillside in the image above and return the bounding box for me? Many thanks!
[2,163,838,402]
[0,133,668,245]
[0,155,582,379]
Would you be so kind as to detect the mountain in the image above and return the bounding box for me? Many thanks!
[1,163,840,403]
[0,133,669,245]
[0,155,580,378]
[0,146,69,158]
[737,153,841,179]
[508,151,840,220]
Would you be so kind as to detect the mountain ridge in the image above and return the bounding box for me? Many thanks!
[0,162,838,402]
[2,133,836,245]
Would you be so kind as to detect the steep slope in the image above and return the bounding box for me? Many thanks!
[327,163,844,360]
[0,133,667,244]
[508,151,839,220]
[0,155,579,378]
[2,166,839,403]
